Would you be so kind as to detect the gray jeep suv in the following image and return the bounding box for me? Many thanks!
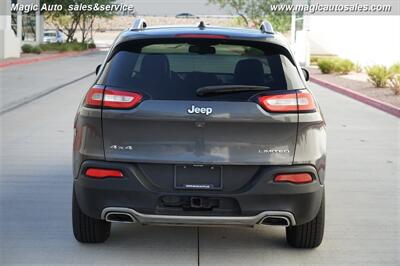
[72,19,326,248]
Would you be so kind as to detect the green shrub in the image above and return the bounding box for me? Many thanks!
[365,65,392,87]
[39,43,51,51]
[31,46,42,54]
[88,42,96,49]
[39,43,59,52]
[354,63,363,73]
[58,44,69,52]
[335,59,354,74]
[70,43,80,51]
[59,42,86,51]
[388,74,400,95]
[39,43,62,52]
[317,59,336,74]
[389,63,400,74]
[310,56,321,65]
[21,44,33,53]
[38,42,90,52]
[310,55,337,65]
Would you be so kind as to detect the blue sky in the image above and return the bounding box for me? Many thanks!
[119,0,231,15]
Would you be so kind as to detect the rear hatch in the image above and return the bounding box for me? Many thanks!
[98,39,306,165]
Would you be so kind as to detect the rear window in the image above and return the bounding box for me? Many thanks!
[100,41,305,101]
[44,32,56,37]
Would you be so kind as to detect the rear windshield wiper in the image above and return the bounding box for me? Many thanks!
[196,85,271,96]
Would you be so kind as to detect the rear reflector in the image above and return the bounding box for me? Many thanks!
[84,87,143,109]
[85,168,123,179]
[175,34,229,39]
[258,90,316,113]
[274,173,313,184]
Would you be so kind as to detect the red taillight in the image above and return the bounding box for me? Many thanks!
[85,87,104,107]
[175,34,229,39]
[103,89,142,109]
[258,93,297,112]
[84,87,143,109]
[258,90,316,113]
[297,90,316,112]
[274,173,313,184]
[85,168,123,179]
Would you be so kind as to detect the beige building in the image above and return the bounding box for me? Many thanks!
[307,16,400,66]
[292,15,400,67]
[0,0,44,59]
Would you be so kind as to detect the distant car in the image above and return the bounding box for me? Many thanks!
[72,19,326,249]
[175,13,199,19]
[43,30,63,43]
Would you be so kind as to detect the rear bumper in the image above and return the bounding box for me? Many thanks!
[101,207,295,226]
[74,160,324,226]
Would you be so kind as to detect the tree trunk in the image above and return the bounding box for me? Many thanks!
[239,14,249,26]
[81,18,86,43]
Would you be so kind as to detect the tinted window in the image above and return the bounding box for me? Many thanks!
[44,32,56,37]
[101,41,304,101]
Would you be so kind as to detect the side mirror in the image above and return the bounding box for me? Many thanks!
[301,68,309,81]
[95,64,101,75]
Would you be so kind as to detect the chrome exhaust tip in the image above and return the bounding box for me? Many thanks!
[259,216,291,226]
[105,212,136,223]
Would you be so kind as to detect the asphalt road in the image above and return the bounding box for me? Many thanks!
[0,52,399,265]
[0,52,100,114]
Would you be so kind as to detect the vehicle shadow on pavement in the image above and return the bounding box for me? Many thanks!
[109,223,288,248]
[75,223,199,264]
[107,223,291,249]
[93,224,305,265]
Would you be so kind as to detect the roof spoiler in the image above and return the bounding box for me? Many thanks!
[131,18,147,31]
[260,21,274,34]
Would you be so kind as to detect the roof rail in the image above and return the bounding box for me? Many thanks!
[131,18,147,31]
[198,21,206,29]
[260,21,274,34]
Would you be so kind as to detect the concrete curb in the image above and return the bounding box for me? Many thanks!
[310,76,400,118]
[0,49,98,69]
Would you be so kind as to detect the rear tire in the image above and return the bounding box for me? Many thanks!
[285,193,325,248]
[72,189,111,243]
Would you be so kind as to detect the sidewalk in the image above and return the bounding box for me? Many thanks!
[0,49,98,69]
[309,67,400,117]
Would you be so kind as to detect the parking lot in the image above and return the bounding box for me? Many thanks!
[0,52,399,265]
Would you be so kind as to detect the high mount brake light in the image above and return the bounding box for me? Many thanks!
[84,87,143,109]
[258,90,316,113]
[274,173,313,184]
[85,168,124,179]
[175,34,229,39]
